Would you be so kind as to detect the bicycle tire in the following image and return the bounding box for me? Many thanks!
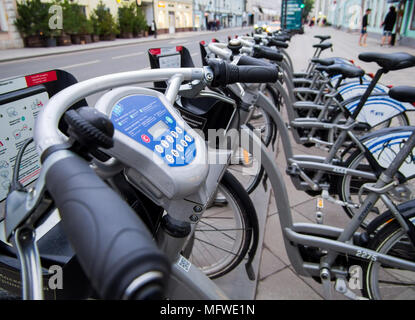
[182,170,258,279]
[362,219,415,299]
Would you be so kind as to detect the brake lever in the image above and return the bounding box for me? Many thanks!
[13,226,44,300]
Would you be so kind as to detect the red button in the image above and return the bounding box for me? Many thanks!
[141,134,150,143]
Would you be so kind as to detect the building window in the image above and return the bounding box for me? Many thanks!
[411,3,415,30]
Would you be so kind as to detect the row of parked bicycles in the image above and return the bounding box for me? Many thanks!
[0,26,415,300]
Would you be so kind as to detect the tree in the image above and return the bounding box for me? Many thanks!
[302,0,314,20]
[90,1,119,36]
[14,0,49,37]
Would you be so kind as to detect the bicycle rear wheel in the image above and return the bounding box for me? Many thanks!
[182,170,257,279]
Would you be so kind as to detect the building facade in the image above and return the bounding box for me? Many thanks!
[322,0,415,47]
[0,0,24,49]
[77,0,194,34]
[192,0,245,31]
[245,0,281,25]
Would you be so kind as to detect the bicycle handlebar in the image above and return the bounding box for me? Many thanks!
[207,42,232,59]
[34,68,203,155]
[208,59,279,86]
[45,152,170,299]
[252,46,283,62]
[237,55,276,67]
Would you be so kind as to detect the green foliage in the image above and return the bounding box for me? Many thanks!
[14,0,49,37]
[133,4,148,34]
[56,0,87,35]
[118,3,135,34]
[90,1,119,36]
[302,0,314,19]
[79,17,94,35]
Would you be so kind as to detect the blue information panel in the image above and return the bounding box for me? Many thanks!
[281,0,303,30]
[111,95,196,167]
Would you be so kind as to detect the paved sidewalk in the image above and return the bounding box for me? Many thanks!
[254,26,415,300]
[0,26,251,63]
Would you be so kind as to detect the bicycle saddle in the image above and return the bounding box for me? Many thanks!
[324,64,365,78]
[312,42,332,50]
[359,52,415,71]
[314,64,329,73]
[389,86,415,103]
[314,35,331,41]
[311,57,335,66]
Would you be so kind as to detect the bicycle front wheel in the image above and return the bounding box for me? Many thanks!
[182,171,256,279]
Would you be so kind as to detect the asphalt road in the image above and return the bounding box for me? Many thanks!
[0,28,246,106]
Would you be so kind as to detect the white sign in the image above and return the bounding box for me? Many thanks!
[0,92,49,202]
[159,54,181,68]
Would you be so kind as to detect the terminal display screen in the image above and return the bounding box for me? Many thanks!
[148,120,169,139]
[0,91,48,202]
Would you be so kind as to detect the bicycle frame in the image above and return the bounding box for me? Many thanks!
[11,68,238,300]
[243,126,415,295]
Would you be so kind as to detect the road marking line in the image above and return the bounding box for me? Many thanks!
[169,40,188,45]
[112,52,144,60]
[60,60,100,69]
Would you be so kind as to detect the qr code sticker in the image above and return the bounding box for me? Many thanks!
[177,256,191,272]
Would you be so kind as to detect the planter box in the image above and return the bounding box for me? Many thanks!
[57,35,72,46]
[100,34,116,41]
[120,32,133,39]
[25,35,44,48]
[45,38,57,47]
[80,34,92,44]
[71,35,81,45]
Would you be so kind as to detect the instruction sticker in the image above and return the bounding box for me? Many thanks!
[159,54,181,68]
[0,91,49,202]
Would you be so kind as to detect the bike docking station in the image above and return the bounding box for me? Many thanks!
[0,70,91,299]
[146,45,274,299]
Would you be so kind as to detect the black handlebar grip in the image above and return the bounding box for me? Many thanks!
[252,46,283,62]
[272,35,290,42]
[45,154,170,299]
[237,55,275,67]
[267,38,289,49]
[208,59,278,86]
[237,65,279,84]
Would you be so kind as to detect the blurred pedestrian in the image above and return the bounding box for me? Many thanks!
[151,20,157,39]
[359,8,371,46]
[380,6,397,46]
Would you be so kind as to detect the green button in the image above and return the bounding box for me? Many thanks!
[165,116,173,123]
